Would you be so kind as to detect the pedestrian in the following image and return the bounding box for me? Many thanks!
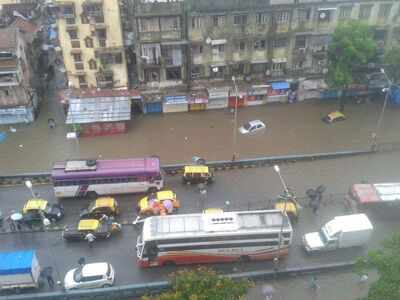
[84,233,96,248]
[6,215,15,232]
[47,118,56,129]
[308,275,318,290]
[78,257,86,267]
[311,200,320,215]
[15,220,22,231]
[45,267,55,289]
[42,217,51,229]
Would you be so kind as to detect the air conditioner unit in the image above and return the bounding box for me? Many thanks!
[318,11,328,20]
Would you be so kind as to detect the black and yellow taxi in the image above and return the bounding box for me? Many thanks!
[182,165,214,184]
[137,190,180,216]
[62,219,121,241]
[22,198,64,225]
[322,111,346,123]
[80,197,120,220]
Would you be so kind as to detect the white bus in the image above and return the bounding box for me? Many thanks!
[136,210,293,267]
[51,158,163,198]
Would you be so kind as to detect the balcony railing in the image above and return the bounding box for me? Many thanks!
[136,2,183,16]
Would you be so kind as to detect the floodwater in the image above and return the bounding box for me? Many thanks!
[1,75,400,174]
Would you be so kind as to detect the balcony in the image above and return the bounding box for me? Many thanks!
[96,70,114,88]
[136,1,184,16]
[139,31,182,42]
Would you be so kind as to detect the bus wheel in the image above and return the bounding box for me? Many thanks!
[239,255,250,263]
[87,191,97,198]
[163,260,176,267]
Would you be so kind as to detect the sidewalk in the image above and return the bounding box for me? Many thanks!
[247,270,377,300]
[1,83,399,174]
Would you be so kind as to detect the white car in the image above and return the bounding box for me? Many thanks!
[64,262,115,291]
[239,120,266,134]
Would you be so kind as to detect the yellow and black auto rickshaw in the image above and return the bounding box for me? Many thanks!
[273,193,300,224]
[182,165,214,185]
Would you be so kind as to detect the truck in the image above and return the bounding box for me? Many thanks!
[302,214,373,253]
[349,183,400,208]
[0,250,41,291]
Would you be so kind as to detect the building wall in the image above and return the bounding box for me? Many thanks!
[55,0,128,89]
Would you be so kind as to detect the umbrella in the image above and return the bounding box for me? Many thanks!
[262,284,275,298]
[10,213,23,221]
[163,199,173,213]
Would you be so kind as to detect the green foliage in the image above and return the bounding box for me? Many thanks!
[142,267,253,300]
[384,47,400,83]
[327,21,377,89]
[356,233,400,300]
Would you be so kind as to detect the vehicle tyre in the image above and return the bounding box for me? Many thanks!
[163,260,176,267]
[102,284,112,288]
[86,159,96,167]
[239,255,251,263]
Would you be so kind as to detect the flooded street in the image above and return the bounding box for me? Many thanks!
[1,84,400,174]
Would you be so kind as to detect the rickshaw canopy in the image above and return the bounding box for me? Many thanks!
[184,165,209,174]
[95,197,117,209]
[78,219,100,231]
[23,199,48,213]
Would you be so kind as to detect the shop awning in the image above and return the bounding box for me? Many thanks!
[164,95,187,104]
[271,82,290,90]
[211,39,227,46]
[161,40,189,46]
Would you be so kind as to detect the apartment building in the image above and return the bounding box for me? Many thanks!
[187,0,400,82]
[130,0,187,89]
[54,0,128,89]
[0,27,38,124]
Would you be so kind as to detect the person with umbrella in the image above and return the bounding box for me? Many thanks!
[41,266,55,289]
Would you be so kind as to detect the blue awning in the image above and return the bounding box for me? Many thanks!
[0,250,35,275]
[271,82,290,90]
[164,95,187,104]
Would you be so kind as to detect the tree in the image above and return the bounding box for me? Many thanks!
[327,21,376,112]
[355,232,400,300]
[141,267,253,300]
[384,46,400,83]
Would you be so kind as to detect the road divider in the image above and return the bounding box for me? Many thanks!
[0,261,355,300]
[0,149,375,186]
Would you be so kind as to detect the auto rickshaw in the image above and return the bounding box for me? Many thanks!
[182,165,214,185]
[80,197,119,219]
[137,190,180,216]
[22,198,64,225]
[273,193,299,224]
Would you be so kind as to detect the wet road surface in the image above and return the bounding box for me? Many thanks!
[0,150,399,295]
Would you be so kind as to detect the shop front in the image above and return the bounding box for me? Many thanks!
[189,89,208,111]
[143,93,163,114]
[206,87,229,110]
[246,85,269,106]
[267,81,290,103]
[228,90,246,108]
[163,95,188,113]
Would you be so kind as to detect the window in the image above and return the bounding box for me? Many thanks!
[63,5,74,17]
[256,12,269,25]
[359,5,372,20]
[98,39,106,47]
[273,38,287,48]
[213,15,225,27]
[275,11,289,25]
[89,59,97,70]
[233,14,247,25]
[254,39,266,49]
[94,15,104,23]
[191,65,204,79]
[192,16,203,29]
[67,29,78,39]
[66,18,75,25]
[85,37,93,48]
[75,62,84,70]
[192,44,203,55]
[139,17,160,32]
[72,53,82,62]
[71,40,80,48]
[378,3,392,18]
[96,29,107,39]
[297,8,311,23]
[295,35,306,48]
[339,6,352,19]
[160,17,180,31]
[81,14,89,24]
[166,67,182,80]
[239,41,246,51]
[272,62,286,71]
[78,75,87,87]
[217,44,224,53]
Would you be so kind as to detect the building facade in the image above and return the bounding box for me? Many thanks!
[54,0,128,89]
[0,27,37,124]
[127,0,400,88]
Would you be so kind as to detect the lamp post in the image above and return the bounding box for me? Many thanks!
[232,76,239,161]
[371,68,391,150]
[24,180,36,198]
[273,165,289,269]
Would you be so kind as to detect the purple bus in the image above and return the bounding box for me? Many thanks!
[51,158,164,198]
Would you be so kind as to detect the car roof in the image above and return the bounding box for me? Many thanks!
[248,120,263,126]
[95,197,115,208]
[78,219,100,231]
[184,165,209,173]
[23,199,48,212]
[328,111,345,118]
[81,263,109,277]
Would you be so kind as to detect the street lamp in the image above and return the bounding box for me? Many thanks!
[231,76,239,161]
[24,180,36,198]
[272,165,289,270]
[371,68,391,150]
